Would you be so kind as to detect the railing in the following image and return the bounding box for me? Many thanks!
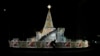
[39,28,64,41]
[9,41,89,48]
[39,29,57,41]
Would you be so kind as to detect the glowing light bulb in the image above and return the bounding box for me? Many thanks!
[47,5,51,9]
[4,9,6,12]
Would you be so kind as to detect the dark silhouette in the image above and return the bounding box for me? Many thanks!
[50,40,56,48]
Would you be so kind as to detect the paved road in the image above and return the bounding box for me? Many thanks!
[8,47,100,55]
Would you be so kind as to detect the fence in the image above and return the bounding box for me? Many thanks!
[9,40,89,48]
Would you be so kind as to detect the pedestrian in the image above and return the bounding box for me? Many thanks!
[50,40,56,48]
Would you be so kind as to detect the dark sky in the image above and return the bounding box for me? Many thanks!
[0,0,100,40]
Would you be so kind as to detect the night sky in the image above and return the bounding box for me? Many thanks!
[1,0,100,41]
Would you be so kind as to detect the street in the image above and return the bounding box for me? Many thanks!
[8,47,100,56]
